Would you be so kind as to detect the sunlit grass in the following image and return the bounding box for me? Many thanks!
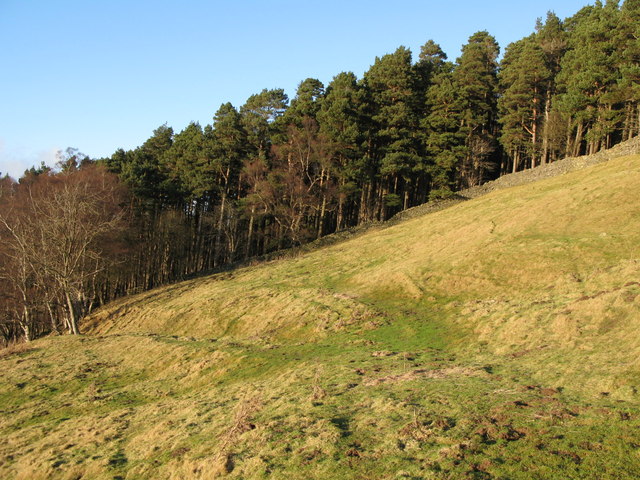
[1,155,639,478]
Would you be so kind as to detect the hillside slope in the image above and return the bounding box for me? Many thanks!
[85,152,640,391]
[1,153,639,479]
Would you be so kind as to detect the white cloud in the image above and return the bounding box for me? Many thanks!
[0,139,60,180]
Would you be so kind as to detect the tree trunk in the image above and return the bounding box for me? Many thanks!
[531,93,538,169]
[46,301,59,334]
[565,118,573,158]
[358,183,368,225]
[379,183,387,221]
[336,182,344,232]
[622,102,632,141]
[21,305,32,342]
[541,89,551,164]
[317,195,327,239]
[214,191,227,267]
[277,223,284,250]
[245,206,255,260]
[64,290,80,335]
[572,122,584,157]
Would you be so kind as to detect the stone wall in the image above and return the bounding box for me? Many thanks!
[391,136,640,224]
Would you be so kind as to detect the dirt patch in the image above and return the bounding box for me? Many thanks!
[363,366,486,386]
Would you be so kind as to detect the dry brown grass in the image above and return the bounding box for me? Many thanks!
[363,366,487,386]
[83,155,640,367]
[0,341,33,358]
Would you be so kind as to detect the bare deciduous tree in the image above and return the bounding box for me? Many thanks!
[0,165,126,339]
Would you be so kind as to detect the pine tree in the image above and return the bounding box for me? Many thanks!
[208,102,248,265]
[415,40,449,86]
[556,2,623,155]
[111,124,174,207]
[284,78,325,126]
[363,46,422,218]
[317,72,366,229]
[163,122,207,206]
[498,35,552,172]
[240,88,289,162]
[453,31,500,187]
[423,65,465,197]
[536,12,568,163]
[618,0,640,138]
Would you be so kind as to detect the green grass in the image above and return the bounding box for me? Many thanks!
[1,154,640,479]
[2,322,640,479]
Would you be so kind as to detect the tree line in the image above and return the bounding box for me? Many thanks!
[1,0,638,344]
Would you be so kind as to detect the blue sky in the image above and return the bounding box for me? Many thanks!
[0,0,592,179]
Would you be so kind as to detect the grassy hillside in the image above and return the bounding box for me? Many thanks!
[1,153,639,479]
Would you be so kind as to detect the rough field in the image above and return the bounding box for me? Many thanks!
[1,153,640,479]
